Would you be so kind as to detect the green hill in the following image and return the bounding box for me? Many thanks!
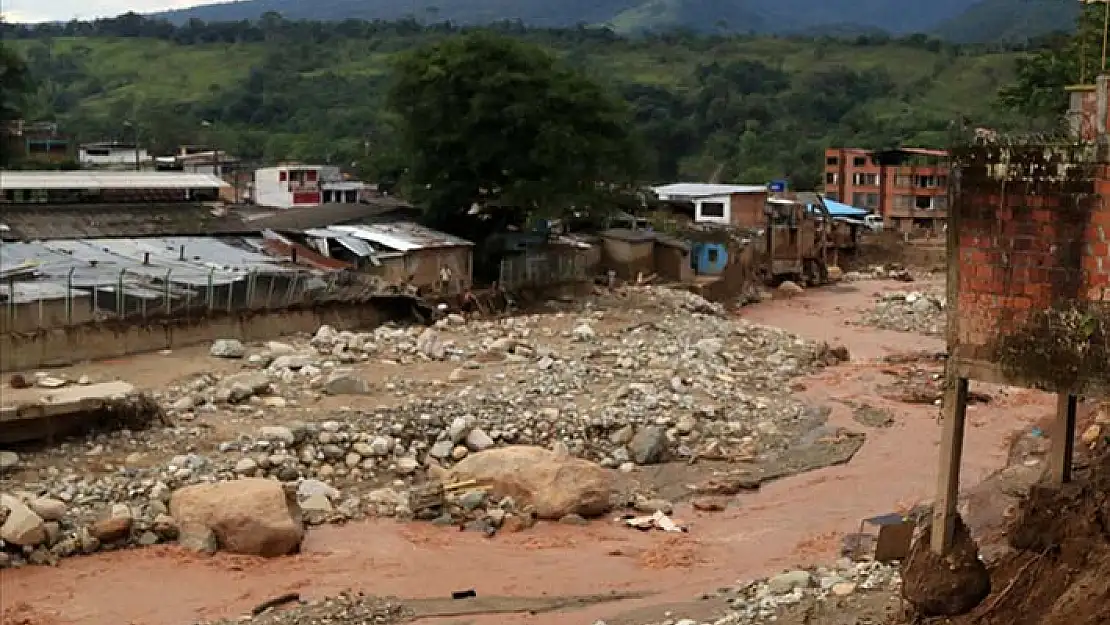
[7,17,1022,187]
[934,0,1079,43]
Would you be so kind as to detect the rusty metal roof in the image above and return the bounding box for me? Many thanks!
[240,199,417,232]
[0,203,254,241]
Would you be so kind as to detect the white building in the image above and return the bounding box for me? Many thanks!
[252,165,366,209]
[652,183,768,227]
[78,142,150,170]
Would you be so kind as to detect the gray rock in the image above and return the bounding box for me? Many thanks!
[209,339,246,359]
[395,457,420,475]
[465,428,495,452]
[234,457,259,474]
[324,372,372,396]
[259,426,295,445]
[0,494,47,547]
[297,479,340,501]
[0,451,19,475]
[629,426,667,465]
[767,570,812,594]
[29,498,67,522]
[429,440,454,460]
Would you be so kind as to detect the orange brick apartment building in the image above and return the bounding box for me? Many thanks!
[823,147,949,232]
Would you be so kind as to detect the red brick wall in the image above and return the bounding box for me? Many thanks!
[953,149,1110,362]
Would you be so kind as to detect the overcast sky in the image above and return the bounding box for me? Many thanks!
[2,0,205,23]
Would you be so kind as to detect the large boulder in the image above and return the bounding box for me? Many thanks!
[169,478,304,557]
[902,515,991,616]
[0,494,47,546]
[446,446,614,520]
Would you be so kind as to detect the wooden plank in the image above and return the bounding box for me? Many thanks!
[1048,394,1078,485]
[931,377,969,555]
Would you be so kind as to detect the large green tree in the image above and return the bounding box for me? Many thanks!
[386,31,639,232]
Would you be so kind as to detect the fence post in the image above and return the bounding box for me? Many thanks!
[116,269,126,318]
[246,270,257,311]
[207,268,216,313]
[6,278,13,327]
[265,273,276,308]
[227,276,235,313]
[164,269,173,315]
[66,267,75,324]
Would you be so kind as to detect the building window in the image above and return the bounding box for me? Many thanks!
[915,196,934,210]
[825,172,838,184]
[279,170,288,182]
[894,195,914,209]
[852,172,878,186]
[700,201,726,218]
[707,248,719,263]
[851,192,867,207]
[894,175,913,187]
[916,175,938,188]
[933,196,948,210]
[866,193,879,208]
[826,156,838,165]
[852,156,867,167]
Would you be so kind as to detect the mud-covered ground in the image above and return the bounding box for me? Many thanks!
[0,278,1061,625]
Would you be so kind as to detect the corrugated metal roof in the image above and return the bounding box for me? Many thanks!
[0,281,89,304]
[328,222,472,251]
[0,203,253,241]
[240,199,417,232]
[653,183,767,198]
[0,171,228,190]
[0,236,300,291]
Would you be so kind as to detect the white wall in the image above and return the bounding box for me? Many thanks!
[253,167,291,208]
[693,194,732,225]
[79,147,149,169]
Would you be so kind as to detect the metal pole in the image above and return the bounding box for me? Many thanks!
[6,278,14,326]
[164,269,173,315]
[265,273,276,308]
[207,268,215,312]
[116,270,126,317]
[66,267,75,324]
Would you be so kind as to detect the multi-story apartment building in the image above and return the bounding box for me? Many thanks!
[823,147,949,232]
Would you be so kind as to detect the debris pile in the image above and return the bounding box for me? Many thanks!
[620,559,902,625]
[852,289,947,336]
[198,591,413,625]
[1,285,849,567]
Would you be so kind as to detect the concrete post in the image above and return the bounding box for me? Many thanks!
[930,377,969,554]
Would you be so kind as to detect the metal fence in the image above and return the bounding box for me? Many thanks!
[497,248,594,291]
[0,268,342,333]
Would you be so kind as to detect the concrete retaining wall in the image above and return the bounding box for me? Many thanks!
[1,301,389,372]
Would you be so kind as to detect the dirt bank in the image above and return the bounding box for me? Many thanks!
[0,280,1054,625]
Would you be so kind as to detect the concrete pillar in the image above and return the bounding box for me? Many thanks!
[930,377,969,554]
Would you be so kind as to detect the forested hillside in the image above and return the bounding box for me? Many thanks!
[4,16,1029,188]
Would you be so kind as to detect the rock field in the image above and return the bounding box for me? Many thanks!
[0,287,854,568]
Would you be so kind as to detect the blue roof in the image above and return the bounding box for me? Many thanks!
[822,198,870,217]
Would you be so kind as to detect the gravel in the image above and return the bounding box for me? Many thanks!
[1,286,850,567]
[197,591,412,625]
[614,559,902,625]
[851,289,946,336]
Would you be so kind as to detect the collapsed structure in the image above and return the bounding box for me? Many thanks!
[931,79,1110,553]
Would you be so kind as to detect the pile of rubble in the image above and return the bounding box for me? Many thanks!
[852,289,947,336]
[619,559,902,625]
[1,287,849,567]
[198,591,413,625]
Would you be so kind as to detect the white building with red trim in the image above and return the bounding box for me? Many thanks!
[252,165,366,209]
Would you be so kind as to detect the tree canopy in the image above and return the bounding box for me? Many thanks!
[998,4,1103,123]
[387,32,639,230]
[0,38,31,167]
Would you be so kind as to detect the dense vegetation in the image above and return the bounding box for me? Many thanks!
[4,14,1042,189]
[149,0,1069,42]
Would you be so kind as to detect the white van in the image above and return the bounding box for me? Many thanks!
[864,215,884,232]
